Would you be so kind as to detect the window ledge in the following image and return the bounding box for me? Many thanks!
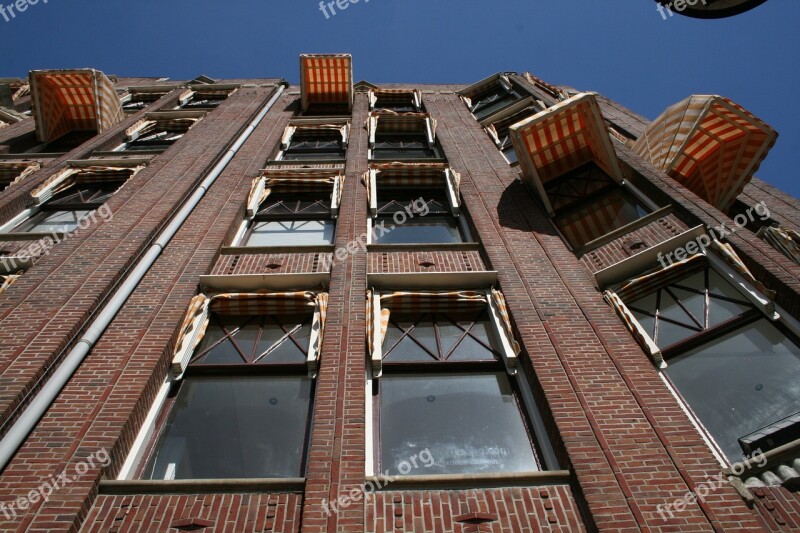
[220,245,336,255]
[99,478,306,495]
[367,242,482,252]
[574,204,675,256]
[365,470,570,490]
[0,231,66,241]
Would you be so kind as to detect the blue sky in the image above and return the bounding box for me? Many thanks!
[1,0,798,196]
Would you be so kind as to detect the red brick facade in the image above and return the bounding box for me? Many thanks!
[0,69,798,533]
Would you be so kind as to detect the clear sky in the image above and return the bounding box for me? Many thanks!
[1,0,798,196]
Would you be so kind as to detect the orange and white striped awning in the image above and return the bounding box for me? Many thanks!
[632,95,777,212]
[29,69,124,144]
[509,92,623,215]
[300,54,353,113]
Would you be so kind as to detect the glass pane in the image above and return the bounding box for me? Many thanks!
[502,146,518,164]
[666,319,800,462]
[194,320,246,365]
[247,220,335,246]
[16,209,93,233]
[555,188,649,248]
[440,317,496,361]
[143,376,312,479]
[256,320,310,364]
[374,217,463,244]
[708,270,753,326]
[383,320,437,362]
[380,373,539,475]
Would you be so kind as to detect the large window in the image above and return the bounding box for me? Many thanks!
[133,291,328,480]
[614,259,800,462]
[460,75,527,122]
[140,313,315,480]
[370,89,422,113]
[277,124,349,162]
[368,113,442,161]
[119,115,202,153]
[374,190,466,244]
[369,290,552,476]
[245,193,336,246]
[547,163,650,249]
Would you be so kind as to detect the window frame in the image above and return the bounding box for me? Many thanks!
[367,113,442,162]
[115,111,206,153]
[364,287,560,476]
[275,121,350,163]
[368,188,471,245]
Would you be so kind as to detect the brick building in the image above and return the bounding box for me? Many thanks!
[0,56,798,532]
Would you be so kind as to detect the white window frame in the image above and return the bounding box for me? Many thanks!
[276,120,350,162]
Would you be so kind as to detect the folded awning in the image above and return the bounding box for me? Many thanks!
[300,54,353,113]
[247,169,345,218]
[362,162,461,216]
[632,95,777,211]
[31,164,145,204]
[509,92,624,216]
[29,69,124,144]
[125,116,200,142]
[280,122,350,149]
[368,111,437,148]
[369,88,422,111]
[0,161,40,191]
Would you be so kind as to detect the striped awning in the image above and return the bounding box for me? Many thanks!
[510,92,624,216]
[170,291,328,378]
[369,88,422,111]
[758,226,800,265]
[362,162,461,216]
[368,111,437,147]
[632,95,777,211]
[31,164,145,204]
[300,54,353,113]
[29,69,124,144]
[247,169,344,218]
[0,161,40,191]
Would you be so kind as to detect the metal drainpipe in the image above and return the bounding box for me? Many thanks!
[0,82,287,471]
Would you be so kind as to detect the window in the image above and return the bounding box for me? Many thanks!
[121,91,168,113]
[368,112,441,161]
[277,123,349,162]
[120,114,203,153]
[369,290,549,476]
[177,87,236,110]
[374,190,465,244]
[239,172,342,247]
[245,193,336,246]
[485,102,544,165]
[1,164,142,235]
[608,251,800,463]
[460,75,526,122]
[136,291,327,480]
[546,163,651,249]
[370,89,422,113]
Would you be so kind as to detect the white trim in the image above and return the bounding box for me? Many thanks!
[0,208,36,234]
[331,177,341,218]
[706,253,779,320]
[425,119,436,148]
[369,170,378,218]
[232,218,250,246]
[118,378,174,479]
[307,304,323,377]
[366,217,374,245]
[170,303,210,379]
[365,369,375,475]
[246,178,266,218]
[485,289,517,375]
[370,291,384,377]
[444,169,461,216]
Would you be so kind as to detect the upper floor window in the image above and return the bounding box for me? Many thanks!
[118,113,203,153]
[605,241,800,463]
[460,74,526,122]
[0,161,40,193]
[368,112,443,161]
[121,89,170,113]
[0,163,144,235]
[177,85,237,110]
[276,122,349,162]
[237,171,343,247]
[367,289,556,475]
[484,100,545,165]
[369,89,423,113]
[131,290,328,480]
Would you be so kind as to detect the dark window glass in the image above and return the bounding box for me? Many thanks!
[47,180,125,207]
[124,131,184,152]
[471,85,523,121]
[372,136,440,160]
[143,376,313,479]
[628,268,755,350]
[246,220,335,246]
[382,311,500,363]
[282,132,345,161]
[12,209,93,233]
[380,372,538,475]
[192,314,311,365]
[375,216,463,244]
[665,319,800,462]
[502,145,518,164]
